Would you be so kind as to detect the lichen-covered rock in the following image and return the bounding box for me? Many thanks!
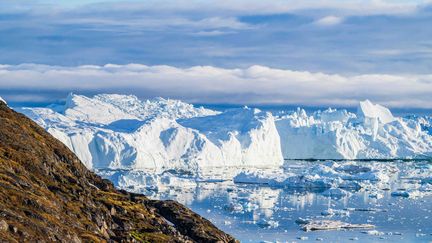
[0,101,237,242]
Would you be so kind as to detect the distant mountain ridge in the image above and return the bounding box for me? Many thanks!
[0,100,236,242]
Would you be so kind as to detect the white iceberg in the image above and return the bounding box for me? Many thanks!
[18,93,283,171]
[17,94,432,175]
[275,100,432,159]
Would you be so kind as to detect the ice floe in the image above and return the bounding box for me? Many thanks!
[296,218,375,231]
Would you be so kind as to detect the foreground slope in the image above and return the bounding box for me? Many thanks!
[0,101,236,242]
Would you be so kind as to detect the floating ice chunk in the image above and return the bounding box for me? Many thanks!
[297,236,308,240]
[322,188,351,199]
[233,171,334,189]
[345,208,387,212]
[233,170,290,185]
[321,208,350,216]
[224,203,244,212]
[390,185,432,198]
[346,170,390,182]
[244,202,259,211]
[297,219,375,231]
[391,191,410,197]
[362,230,385,236]
[391,189,424,198]
[339,180,362,190]
[282,175,335,189]
[257,219,279,228]
[335,164,371,174]
[369,192,384,199]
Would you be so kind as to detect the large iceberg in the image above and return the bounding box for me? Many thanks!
[18,94,283,171]
[17,94,432,172]
[276,100,432,159]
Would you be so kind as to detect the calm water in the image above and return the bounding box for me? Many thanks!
[131,161,432,243]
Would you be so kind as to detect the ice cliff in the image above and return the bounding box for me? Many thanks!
[18,94,283,171]
[276,100,432,159]
[18,94,432,172]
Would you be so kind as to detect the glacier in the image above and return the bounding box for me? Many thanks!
[16,94,432,173]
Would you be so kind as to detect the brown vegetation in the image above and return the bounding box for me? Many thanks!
[0,101,237,243]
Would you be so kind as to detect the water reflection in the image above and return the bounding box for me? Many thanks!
[97,160,432,242]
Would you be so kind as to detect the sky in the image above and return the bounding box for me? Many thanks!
[0,0,432,108]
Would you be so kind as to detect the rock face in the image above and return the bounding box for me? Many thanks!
[0,101,237,242]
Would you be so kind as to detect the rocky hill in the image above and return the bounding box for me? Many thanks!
[0,100,236,242]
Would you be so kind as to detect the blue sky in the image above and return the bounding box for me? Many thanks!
[1,0,432,108]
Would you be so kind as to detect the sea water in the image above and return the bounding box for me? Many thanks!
[98,160,432,242]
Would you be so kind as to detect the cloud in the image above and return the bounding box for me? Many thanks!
[1,63,432,108]
[314,16,343,26]
[192,30,235,37]
[1,1,432,73]
[58,0,430,16]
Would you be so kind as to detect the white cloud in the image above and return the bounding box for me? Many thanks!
[314,16,343,26]
[4,0,429,17]
[1,63,432,108]
[57,16,251,30]
[78,0,428,16]
[192,30,234,36]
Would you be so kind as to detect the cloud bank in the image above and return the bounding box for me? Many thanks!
[1,64,431,108]
[1,1,432,74]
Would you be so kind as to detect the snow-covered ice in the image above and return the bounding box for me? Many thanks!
[18,93,283,171]
[17,94,432,173]
[275,100,432,159]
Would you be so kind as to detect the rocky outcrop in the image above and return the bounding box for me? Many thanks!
[0,101,236,242]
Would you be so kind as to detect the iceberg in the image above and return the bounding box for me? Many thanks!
[17,94,432,173]
[275,100,432,159]
[18,93,283,171]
